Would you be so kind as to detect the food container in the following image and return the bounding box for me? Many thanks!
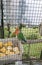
[0,38,23,64]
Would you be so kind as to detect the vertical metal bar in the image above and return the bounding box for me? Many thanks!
[1,0,4,38]
[7,23,11,38]
[19,0,25,24]
[40,50,42,60]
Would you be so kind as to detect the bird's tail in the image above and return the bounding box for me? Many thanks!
[22,39,27,43]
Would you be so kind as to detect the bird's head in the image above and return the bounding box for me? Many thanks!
[14,27,20,35]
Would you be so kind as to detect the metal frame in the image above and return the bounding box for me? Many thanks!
[1,0,4,38]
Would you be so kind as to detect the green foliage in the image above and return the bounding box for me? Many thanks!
[19,23,26,30]
[33,26,38,29]
[11,33,16,37]
[26,33,40,39]
[23,43,42,59]
[35,30,38,33]
[4,27,8,30]
[40,50,42,59]
[3,27,41,39]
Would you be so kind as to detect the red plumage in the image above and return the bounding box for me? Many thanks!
[13,28,20,35]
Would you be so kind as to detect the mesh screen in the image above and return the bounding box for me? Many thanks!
[0,0,42,62]
[3,0,42,25]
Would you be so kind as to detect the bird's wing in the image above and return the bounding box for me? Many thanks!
[17,32,27,42]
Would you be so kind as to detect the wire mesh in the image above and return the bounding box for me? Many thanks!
[0,0,42,63]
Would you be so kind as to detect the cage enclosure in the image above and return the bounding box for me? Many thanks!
[0,0,42,65]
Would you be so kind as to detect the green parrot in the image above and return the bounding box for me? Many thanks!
[17,31,27,42]
[14,23,27,42]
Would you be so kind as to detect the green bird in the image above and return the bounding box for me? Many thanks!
[14,23,27,42]
[17,31,27,42]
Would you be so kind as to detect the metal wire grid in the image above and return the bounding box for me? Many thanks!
[0,0,42,61]
[3,0,42,25]
[3,0,42,39]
